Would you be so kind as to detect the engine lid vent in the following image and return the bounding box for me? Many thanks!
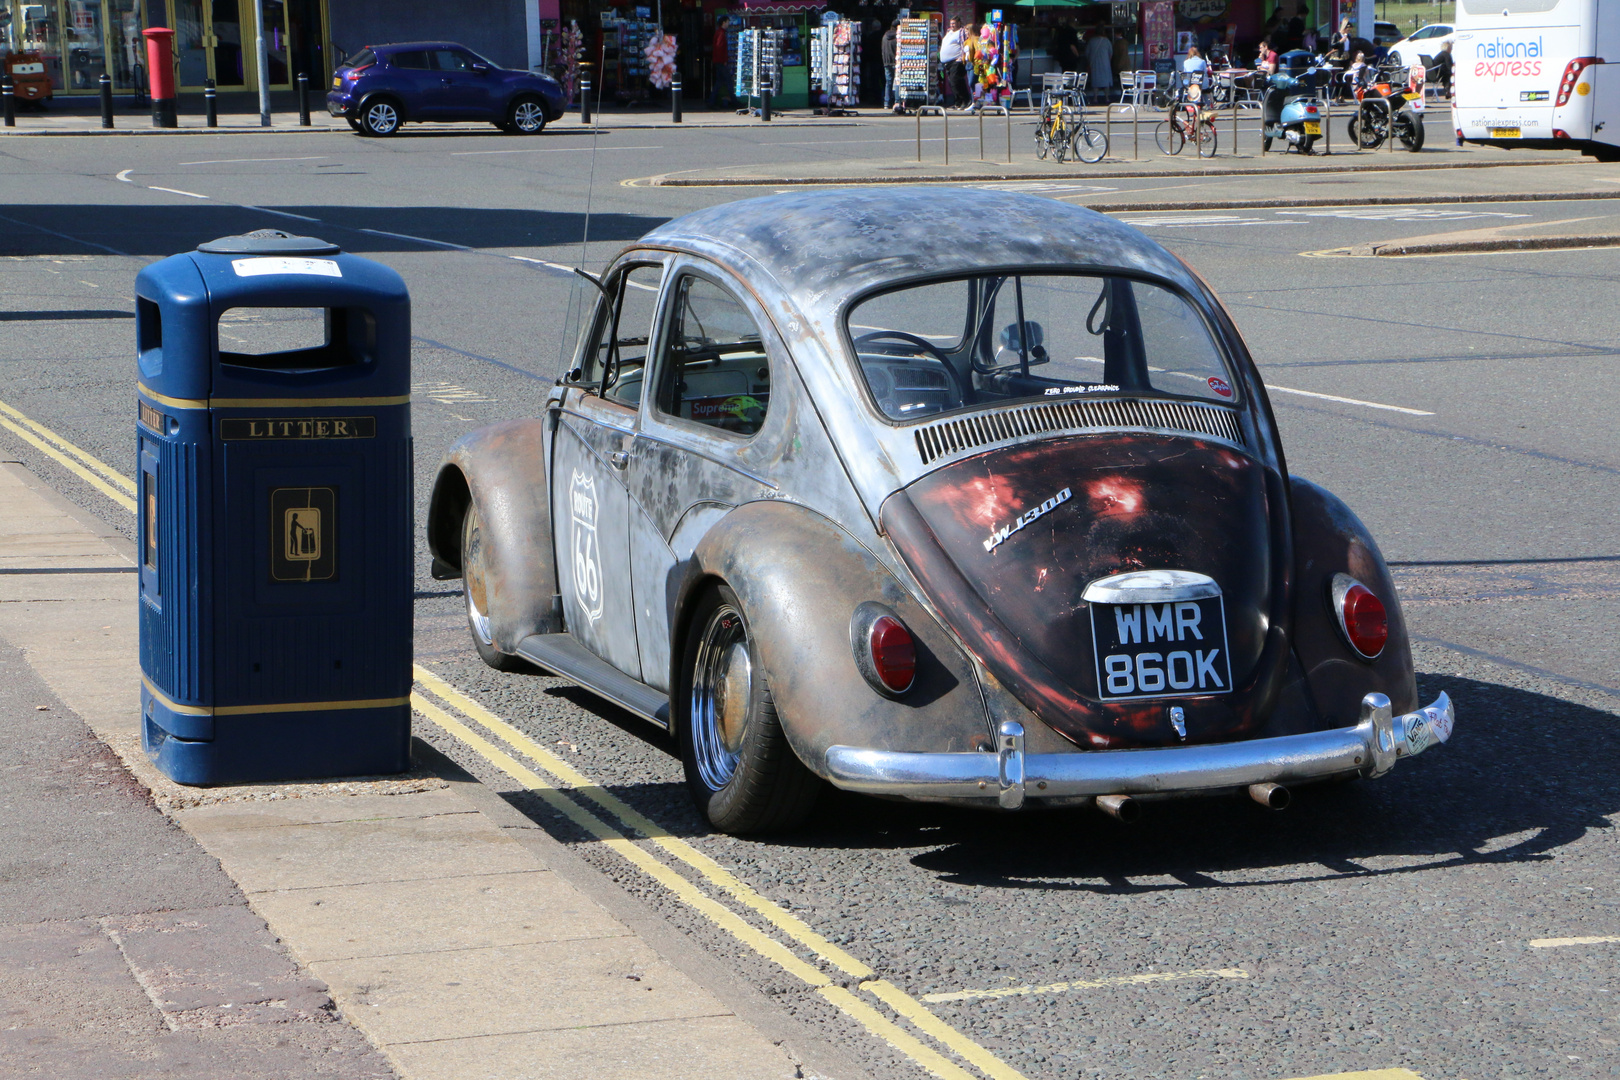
[914,397,1243,466]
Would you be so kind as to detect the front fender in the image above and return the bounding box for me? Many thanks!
[684,500,990,776]
[426,419,560,652]
[1289,475,1417,722]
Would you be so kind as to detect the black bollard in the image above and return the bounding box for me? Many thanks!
[580,73,593,123]
[205,79,217,127]
[671,77,682,123]
[2,75,13,128]
[297,72,310,126]
[762,88,772,122]
[100,73,114,128]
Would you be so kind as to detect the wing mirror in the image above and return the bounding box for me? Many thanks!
[1000,321,1049,364]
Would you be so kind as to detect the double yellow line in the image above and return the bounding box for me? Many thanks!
[410,665,1027,1080]
[0,393,1024,1079]
[0,396,137,512]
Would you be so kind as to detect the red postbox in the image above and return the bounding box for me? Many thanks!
[143,28,176,128]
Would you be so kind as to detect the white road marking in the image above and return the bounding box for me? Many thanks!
[1280,208,1529,222]
[178,155,329,166]
[1267,385,1434,415]
[449,144,663,156]
[923,967,1250,1004]
[240,205,322,222]
[147,186,209,199]
[974,181,1119,195]
[358,227,465,249]
[411,380,496,405]
[114,169,134,183]
[1119,213,1297,229]
[1529,934,1620,948]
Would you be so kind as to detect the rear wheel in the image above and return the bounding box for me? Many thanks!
[358,97,401,136]
[1051,119,1071,162]
[1298,134,1318,154]
[1262,135,1273,152]
[1395,109,1425,151]
[1196,116,1218,157]
[679,584,820,834]
[507,96,548,134]
[461,503,530,672]
[1074,126,1108,163]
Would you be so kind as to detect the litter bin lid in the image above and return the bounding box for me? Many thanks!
[196,229,341,256]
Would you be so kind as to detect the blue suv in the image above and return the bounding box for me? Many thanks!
[328,42,566,137]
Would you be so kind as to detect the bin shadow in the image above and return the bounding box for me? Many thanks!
[505,671,1620,894]
[0,204,669,259]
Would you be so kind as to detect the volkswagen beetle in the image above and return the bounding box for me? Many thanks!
[425,188,1454,834]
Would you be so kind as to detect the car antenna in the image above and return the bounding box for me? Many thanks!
[559,48,609,377]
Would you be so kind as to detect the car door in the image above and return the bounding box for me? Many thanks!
[387,49,445,116]
[625,262,781,692]
[551,260,665,680]
[433,48,495,119]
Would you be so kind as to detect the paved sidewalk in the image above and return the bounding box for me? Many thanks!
[0,462,813,1080]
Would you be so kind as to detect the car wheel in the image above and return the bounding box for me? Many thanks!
[461,502,530,672]
[358,98,401,136]
[346,116,361,132]
[506,96,548,134]
[679,584,820,834]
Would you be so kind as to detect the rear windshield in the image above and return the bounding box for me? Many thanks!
[345,48,376,69]
[845,273,1237,423]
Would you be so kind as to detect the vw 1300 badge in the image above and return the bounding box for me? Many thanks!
[984,488,1072,552]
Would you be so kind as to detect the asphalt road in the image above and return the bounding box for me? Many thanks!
[3,127,1618,1080]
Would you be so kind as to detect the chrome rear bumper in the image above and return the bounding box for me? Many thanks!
[825,692,1454,810]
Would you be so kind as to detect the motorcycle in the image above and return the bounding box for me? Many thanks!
[1260,51,1327,154]
[1346,62,1426,152]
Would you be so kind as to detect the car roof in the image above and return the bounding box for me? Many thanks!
[374,42,468,53]
[634,188,1198,319]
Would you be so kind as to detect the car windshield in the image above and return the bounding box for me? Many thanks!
[845,273,1237,423]
[345,48,376,69]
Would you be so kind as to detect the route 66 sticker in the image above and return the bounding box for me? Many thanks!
[569,470,603,624]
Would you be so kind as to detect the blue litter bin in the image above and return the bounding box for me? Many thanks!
[135,230,413,784]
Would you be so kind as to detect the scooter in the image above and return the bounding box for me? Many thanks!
[1260,60,1326,154]
[1346,61,1426,152]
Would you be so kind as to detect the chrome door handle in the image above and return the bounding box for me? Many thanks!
[608,451,629,470]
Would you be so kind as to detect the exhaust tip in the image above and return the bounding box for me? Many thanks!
[1096,794,1140,824]
[1248,782,1290,810]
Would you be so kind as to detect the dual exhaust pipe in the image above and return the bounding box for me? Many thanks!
[1094,782,1290,823]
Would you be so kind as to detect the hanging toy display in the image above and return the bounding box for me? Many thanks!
[558,20,585,107]
[645,33,678,90]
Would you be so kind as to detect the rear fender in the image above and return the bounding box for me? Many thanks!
[1289,476,1417,722]
[681,500,990,776]
[426,419,560,652]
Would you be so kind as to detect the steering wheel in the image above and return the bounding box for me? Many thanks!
[853,330,970,403]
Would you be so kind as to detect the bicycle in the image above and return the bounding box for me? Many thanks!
[1035,94,1076,162]
[1067,104,1110,163]
[1154,83,1219,157]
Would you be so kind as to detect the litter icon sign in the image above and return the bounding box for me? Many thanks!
[270,487,337,582]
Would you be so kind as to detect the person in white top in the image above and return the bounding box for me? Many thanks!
[1085,29,1113,104]
[940,18,968,107]
[1182,45,1210,93]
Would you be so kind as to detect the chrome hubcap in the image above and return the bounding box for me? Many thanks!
[368,103,397,131]
[691,603,749,790]
[515,102,544,130]
[464,519,493,645]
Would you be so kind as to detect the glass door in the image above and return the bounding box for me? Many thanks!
[63,0,104,91]
[106,0,144,90]
[169,0,246,87]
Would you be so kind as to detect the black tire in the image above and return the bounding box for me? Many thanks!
[1262,135,1273,152]
[1035,126,1050,159]
[1397,109,1425,151]
[678,584,820,834]
[1346,114,1360,145]
[1155,120,1184,155]
[461,502,530,672]
[1074,126,1108,163]
[506,95,548,134]
[1197,117,1218,157]
[1298,134,1317,155]
[358,96,402,136]
[1052,121,1070,162]
[345,115,361,132]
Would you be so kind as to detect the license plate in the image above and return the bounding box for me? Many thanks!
[1303,121,1321,135]
[332,76,341,89]
[1491,126,1521,138]
[1091,596,1232,701]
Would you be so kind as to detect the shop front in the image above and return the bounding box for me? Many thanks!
[0,0,329,97]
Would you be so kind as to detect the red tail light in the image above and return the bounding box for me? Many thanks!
[1556,57,1599,107]
[1553,128,1571,138]
[346,63,373,78]
[870,616,917,692]
[1331,574,1388,659]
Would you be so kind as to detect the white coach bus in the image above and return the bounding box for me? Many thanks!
[1453,0,1620,159]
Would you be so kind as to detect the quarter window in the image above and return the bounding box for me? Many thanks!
[576,264,663,406]
[654,276,771,437]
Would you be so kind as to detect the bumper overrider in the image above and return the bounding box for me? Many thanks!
[826,692,1454,810]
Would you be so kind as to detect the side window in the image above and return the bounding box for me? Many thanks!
[391,50,430,69]
[433,49,473,72]
[654,275,771,437]
[577,263,663,407]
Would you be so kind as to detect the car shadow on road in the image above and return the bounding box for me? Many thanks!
[817,672,1620,891]
[0,204,669,258]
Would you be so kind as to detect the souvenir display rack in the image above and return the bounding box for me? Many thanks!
[734,28,783,112]
[809,18,860,115]
[601,11,661,102]
[895,17,939,109]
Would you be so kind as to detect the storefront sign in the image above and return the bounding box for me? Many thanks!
[1176,0,1230,21]
[1142,0,1175,63]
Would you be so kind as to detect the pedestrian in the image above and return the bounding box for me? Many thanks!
[1429,39,1455,98]
[711,16,731,109]
[1330,16,1352,54]
[1086,28,1113,104]
[1051,18,1082,74]
[1182,45,1210,95]
[961,22,982,108]
[882,18,899,111]
[940,17,968,107]
[1254,37,1278,75]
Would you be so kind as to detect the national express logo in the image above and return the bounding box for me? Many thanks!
[1474,37,1544,80]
